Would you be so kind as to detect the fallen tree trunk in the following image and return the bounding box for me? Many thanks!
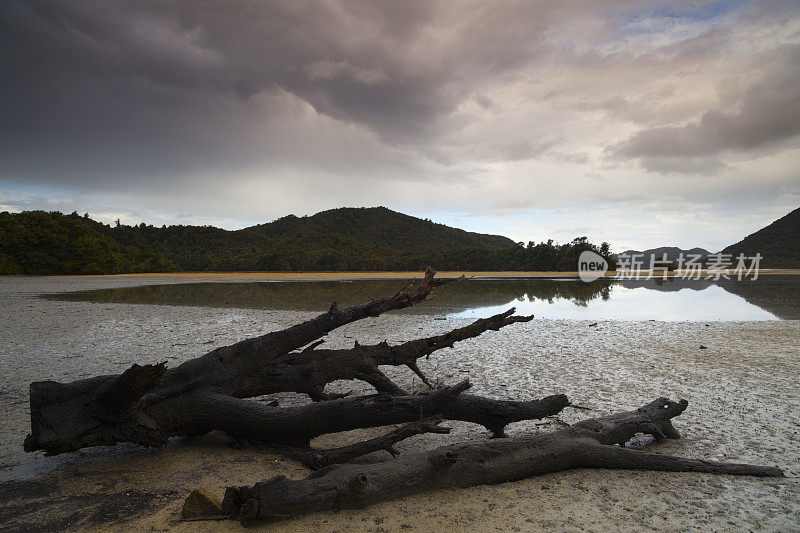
[222,397,784,524]
[25,269,565,455]
[26,267,782,526]
[142,380,569,447]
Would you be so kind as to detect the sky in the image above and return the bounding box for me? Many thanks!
[1,0,799,252]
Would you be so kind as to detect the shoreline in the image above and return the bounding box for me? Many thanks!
[3,268,800,281]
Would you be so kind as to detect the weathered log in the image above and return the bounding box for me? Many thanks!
[25,363,169,455]
[221,397,784,523]
[25,270,561,455]
[141,380,569,447]
[24,269,452,454]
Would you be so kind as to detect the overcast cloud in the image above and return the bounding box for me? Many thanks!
[1,0,798,250]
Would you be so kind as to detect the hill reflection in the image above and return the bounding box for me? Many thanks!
[45,278,612,315]
[43,276,799,320]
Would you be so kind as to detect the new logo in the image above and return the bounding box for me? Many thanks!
[578,250,608,282]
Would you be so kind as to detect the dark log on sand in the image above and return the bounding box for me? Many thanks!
[142,379,569,448]
[222,397,784,523]
[24,267,781,527]
[24,269,565,454]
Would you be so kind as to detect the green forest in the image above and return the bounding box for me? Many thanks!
[0,207,616,275]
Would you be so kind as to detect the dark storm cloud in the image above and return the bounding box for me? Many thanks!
[0,1,421,186]
[0,0,562,189]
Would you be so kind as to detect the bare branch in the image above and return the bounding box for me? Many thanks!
[280,417,450,469]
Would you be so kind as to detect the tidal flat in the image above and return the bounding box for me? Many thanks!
[1,274,798,531]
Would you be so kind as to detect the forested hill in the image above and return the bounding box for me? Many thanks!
[245,207,515,252]
[721,207,800,268]
[0,207,613,274]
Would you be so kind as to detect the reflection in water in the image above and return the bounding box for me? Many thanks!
[44,276,800,321]
[44,279,611,314]
[450,283,777,321]
[715,277,800,320]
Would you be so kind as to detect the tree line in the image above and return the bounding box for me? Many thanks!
[0,209,616,274]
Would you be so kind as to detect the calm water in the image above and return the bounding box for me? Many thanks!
[44,276,800,321]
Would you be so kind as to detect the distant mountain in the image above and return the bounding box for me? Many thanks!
[616,247,710,268]
[0,207,613,274]
[721,207,800,268]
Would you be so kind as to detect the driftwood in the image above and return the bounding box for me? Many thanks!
[23,267,783,526]
[222,397,783,523]
[24,269,565,454]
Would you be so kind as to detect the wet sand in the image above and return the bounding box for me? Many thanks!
[1,275,798,531]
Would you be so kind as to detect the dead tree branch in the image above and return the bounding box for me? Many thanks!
[221,397,783,523]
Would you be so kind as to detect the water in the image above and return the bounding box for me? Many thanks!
[44,275,800,321]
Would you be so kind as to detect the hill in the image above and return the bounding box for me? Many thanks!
[0,207,613,274]
[248,207,515,251]
[616,247,710,268]
[721,207,800,268]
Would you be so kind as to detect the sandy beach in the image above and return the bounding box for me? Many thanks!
[1,275,798,531]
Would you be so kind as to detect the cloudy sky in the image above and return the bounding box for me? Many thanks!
[1,0,798,251]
